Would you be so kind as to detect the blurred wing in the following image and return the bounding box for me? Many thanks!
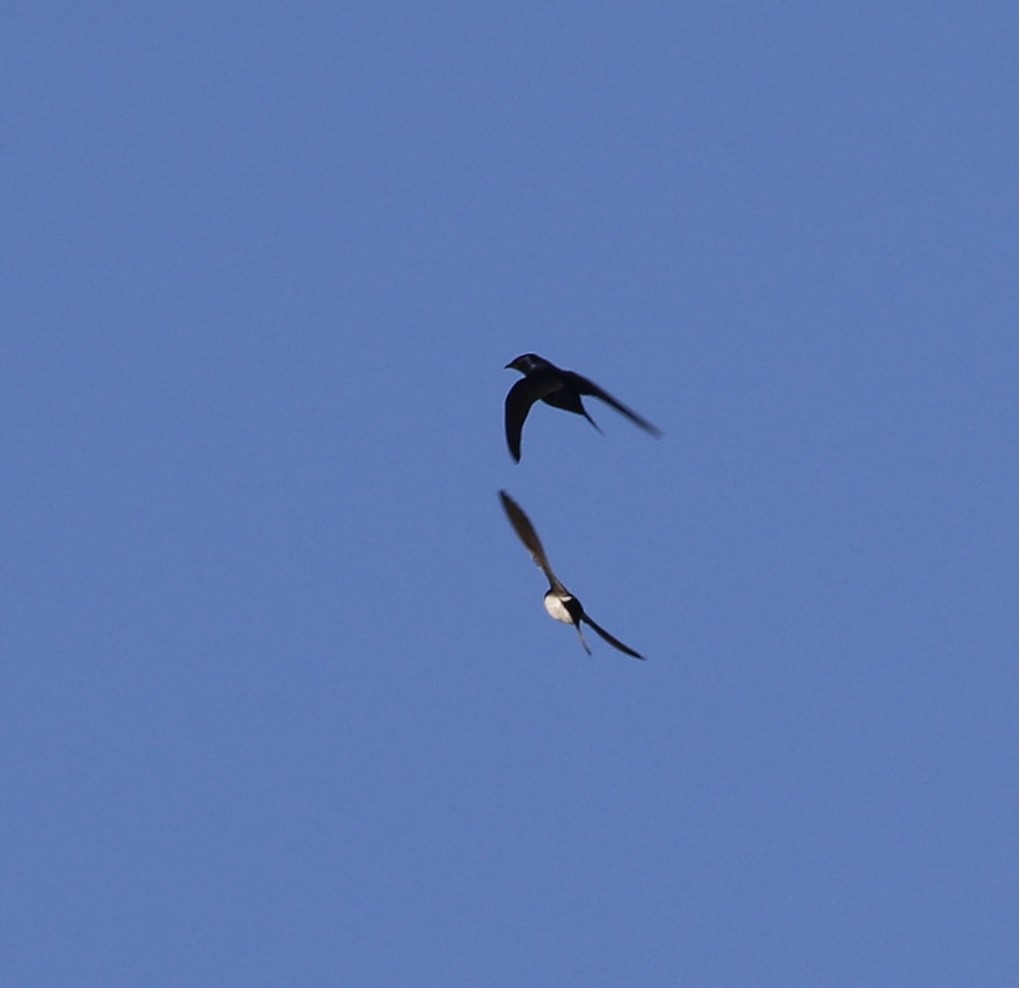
[569,373,662,438]
[582,613,645,660]
[573,623,593,655]
[504,375,564,462]
[498,490,563,589]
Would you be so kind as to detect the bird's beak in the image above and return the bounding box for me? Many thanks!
[504,361,514,369]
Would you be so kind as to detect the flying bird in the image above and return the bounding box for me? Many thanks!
[504,353,662,462]
[498,489,644,660]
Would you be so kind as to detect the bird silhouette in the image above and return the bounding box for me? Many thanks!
[504,353,662,462]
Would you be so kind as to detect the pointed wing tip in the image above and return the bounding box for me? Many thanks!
[617,642,646,660]
[575,626,593,655]
[505,428,522,461]
[504,430,522,460]
[583,615,645,660]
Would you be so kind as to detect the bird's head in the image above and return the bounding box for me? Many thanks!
[505,353,551,374]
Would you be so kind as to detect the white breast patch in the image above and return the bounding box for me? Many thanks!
[543,593,574,625]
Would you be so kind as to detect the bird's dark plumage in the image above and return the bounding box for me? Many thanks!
[504,353,662,462]
[498,490,644,659]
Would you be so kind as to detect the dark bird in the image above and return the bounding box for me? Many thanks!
[498,490,644,660]
[504,353,662,462]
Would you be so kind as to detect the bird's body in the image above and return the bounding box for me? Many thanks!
[542,592,577,625]
[499,489,644,660]
[504,353,662,462]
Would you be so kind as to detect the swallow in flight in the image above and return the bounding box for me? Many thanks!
[498,490,644,660]
[504,353,662,462]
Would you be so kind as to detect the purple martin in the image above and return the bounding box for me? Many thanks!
[504,353,662,462]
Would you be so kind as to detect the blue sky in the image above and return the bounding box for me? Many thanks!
[1,3,1014,985]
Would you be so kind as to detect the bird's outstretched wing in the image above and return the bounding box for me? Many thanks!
[573,622,593,655]
[568,372,663,438]
[582,613,644,660]
[498,490,566,591]
[504,375,564,462]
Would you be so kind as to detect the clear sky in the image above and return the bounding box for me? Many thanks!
[1,3,1014,985]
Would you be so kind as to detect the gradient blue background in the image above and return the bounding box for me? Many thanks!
[2,4,1014,985]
